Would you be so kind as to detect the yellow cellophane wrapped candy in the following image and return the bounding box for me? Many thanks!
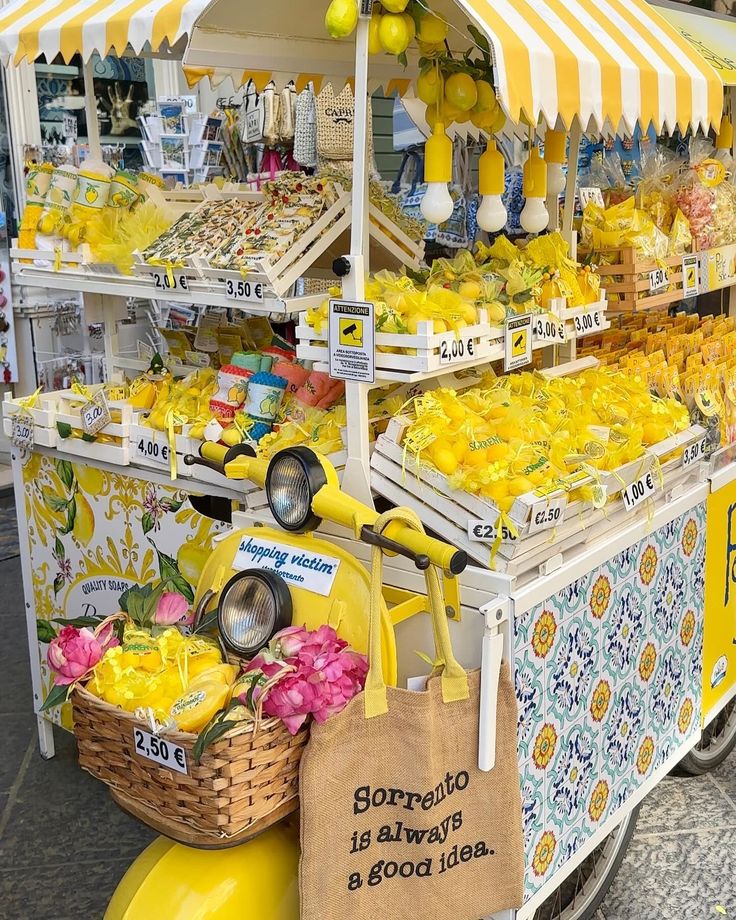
[400,368,690,516]
[145,369,217,433]
[258,405,347,459]
[580,197,670,262]
[86,200,175,275]
[87,623,227,726]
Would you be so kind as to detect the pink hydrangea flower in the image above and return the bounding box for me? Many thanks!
[47,624,119,686]
[244,624,368,735]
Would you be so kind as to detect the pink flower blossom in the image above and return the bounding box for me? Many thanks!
[154,592,191,626]
[47,624,118,686]
[243,624,368,735]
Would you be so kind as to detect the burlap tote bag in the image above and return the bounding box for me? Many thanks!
[299,508,525,920]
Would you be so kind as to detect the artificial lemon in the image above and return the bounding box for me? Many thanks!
[378,12,412,54]
[417,68,442,105]
[381,0,408,9]
[445,72,478,112]
[459,281,481,301]
[402,11,416,41]
[368,11,382,54]
[325,0,358,38]
[417,11,448,44]
[473,80,496,113]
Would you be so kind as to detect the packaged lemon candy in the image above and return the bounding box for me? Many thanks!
[170,671,235,733]
[121,626,162,672]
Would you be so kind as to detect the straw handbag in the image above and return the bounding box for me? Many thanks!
[316,83,374,167]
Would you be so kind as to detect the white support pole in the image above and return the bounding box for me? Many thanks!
[561,117,582,248]
[340,8,374,508]
[83,59,102,161]
[2,60,42,213]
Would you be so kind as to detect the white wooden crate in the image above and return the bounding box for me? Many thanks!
[3,391,57,427]
[3,416,58,448]
[370,415,707,571]
[54,385,132,440]
[128,420,195,478]
[297,309,499,377]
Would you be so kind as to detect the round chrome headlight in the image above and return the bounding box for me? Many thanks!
[217,570,292,657]
[266,447,327,533]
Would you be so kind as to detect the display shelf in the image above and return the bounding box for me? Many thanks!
[10,252,324,321]
[296,298,610,385]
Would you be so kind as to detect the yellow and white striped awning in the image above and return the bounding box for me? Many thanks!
[456,0,722,133]
[0,0,211,66]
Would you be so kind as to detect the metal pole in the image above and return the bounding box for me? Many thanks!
[561,117,581,249]
[83,59,102,161]
[340,8,374,508]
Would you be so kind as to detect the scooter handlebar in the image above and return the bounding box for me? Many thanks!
[193,443,467,575]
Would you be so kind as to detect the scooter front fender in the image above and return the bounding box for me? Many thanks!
[105,821,299,920]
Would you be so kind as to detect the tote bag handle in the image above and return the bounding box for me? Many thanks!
[364,507,469,718]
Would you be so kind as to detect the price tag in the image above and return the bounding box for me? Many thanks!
[136,435,170,466]
[439,332,475,365]
[467,519,518,543]
[224,277,265,304]
[533,314,566,344]
[137,340,155,361]
[11,413,34,450]
[649,267,668,293]
[244,108,262,143]
[622,470,657,512]
[80,391,111,436]
[572,310,604,338]
[151,268,190,294]
[185,350,211,368]
[579,187,605,209]
[682,254,700,298]
[683,436,707,467]
[528,497,567,535]
[133,727,187,775]
[504,313,533,372]
[62,114,78,140]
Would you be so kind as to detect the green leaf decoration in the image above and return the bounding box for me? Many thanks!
[160,498,184,513]
[192,716,239,764]
[36,619,58,644]
[118,585,133,613]
[40,683,71,712]
[193,608,219,635]
[59,497,77,535]
[398,50,408,69]
[154,545,194,603]
[513,290,532,304]
[81,433,97,443]
[56,459,74,488]
[141,582,167,627]
[51,615,104,628]
[53,574,65,596]
[467,23,490,53]
[54,536,65,561]
[126,583,155,626]
[141,512,155,535]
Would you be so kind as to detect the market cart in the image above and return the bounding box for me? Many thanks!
[1,0,736,918]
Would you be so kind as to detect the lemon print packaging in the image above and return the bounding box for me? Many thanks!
[87,623,240,732]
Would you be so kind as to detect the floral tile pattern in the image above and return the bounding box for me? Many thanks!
[515,504,706,902]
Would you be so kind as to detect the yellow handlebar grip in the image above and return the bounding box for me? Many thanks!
[312,486,466,575]
[383,520,466,575]
[200,441,229,465]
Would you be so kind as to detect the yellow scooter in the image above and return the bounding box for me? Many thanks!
[105,443,466,920]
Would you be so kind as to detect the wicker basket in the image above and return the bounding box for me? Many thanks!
[72,685,308,845]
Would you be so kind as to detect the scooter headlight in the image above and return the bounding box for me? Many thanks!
[217,570,292,657]
[266,447,327,533]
